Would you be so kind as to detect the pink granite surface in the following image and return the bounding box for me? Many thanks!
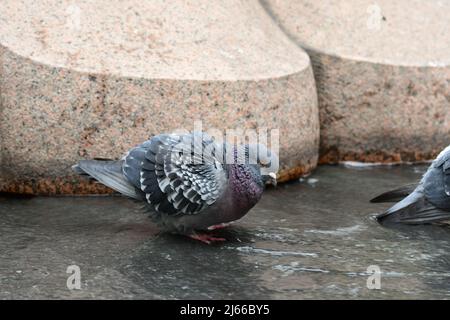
[262,0,450,163]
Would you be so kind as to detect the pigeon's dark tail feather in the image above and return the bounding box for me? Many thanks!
[370,184,416,203]
[72,160,141,200]
[376,190,450,225]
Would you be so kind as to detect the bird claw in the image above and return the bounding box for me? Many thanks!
[189,233,226,244]
[207,222,232,230]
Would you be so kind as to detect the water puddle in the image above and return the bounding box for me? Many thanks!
[1,164,450,298]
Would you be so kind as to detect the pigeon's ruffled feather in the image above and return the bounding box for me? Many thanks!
[123,132,227,216]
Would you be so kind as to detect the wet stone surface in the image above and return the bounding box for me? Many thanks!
[1,165,450,299]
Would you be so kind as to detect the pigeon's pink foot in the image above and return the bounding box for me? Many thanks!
[207,222,232,230]
[189,233,226,244]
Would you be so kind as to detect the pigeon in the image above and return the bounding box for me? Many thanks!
[73,131,278,243]
[371,145,450,225]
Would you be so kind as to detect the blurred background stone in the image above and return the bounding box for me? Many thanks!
[0,0,319,194]
[262,0,450,163]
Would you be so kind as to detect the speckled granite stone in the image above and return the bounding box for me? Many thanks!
[262,0,450,163]
[0,0,319,194]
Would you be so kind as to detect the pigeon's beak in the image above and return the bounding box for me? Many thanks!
[268,172,277,187]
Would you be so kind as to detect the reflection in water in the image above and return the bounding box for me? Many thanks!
[122,233,272,299]
[1,165,450,298]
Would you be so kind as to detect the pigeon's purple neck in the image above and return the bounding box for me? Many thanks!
[228,164,264,211]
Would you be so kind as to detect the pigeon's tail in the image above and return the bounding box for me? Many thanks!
[376,189,450,225]
[72,159,141,200]
[370,184,416,203]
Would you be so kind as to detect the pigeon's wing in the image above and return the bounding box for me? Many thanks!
[370,183,417,203]
[376,191,450,224]
[123,132,227,216]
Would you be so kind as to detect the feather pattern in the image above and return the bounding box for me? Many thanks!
[123,132,226,216]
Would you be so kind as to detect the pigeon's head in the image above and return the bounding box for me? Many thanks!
[245,143,279,187]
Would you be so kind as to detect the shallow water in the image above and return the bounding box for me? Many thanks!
[1,165,450,299]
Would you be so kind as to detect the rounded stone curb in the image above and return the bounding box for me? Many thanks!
[0,0,319,194]
[262,0,450,164]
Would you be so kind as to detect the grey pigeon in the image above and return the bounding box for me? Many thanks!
[371,145,450,225]
[73,131,278,243]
